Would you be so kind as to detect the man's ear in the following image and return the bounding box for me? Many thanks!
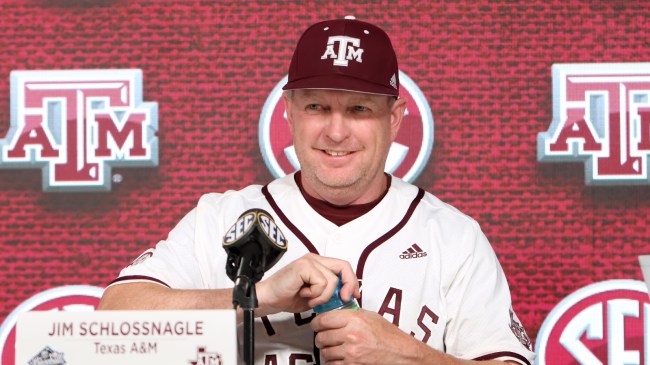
[282,92,294,134]
[389,97,408,140]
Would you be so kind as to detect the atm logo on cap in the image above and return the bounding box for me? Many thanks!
[321,36,363,66]
[0,69,158,192]
[538,63,650,185]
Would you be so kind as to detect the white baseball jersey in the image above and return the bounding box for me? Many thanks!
[111,173,536,365]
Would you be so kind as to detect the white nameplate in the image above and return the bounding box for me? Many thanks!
[15,310,237,365]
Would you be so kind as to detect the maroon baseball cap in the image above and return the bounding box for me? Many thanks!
[283,16,399,96]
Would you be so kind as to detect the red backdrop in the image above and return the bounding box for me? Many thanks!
[1,0,649,347]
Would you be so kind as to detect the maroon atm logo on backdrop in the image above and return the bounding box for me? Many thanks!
[535,280,649,364]
[0,69,158,192]
[538,63,650,185]
[259,72,434,182]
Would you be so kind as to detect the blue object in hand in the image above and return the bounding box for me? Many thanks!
[313,276,360,314]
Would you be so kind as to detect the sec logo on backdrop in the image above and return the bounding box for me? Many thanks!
[535,280,650,364]
[0,285,103,365]
[259,72,434,183]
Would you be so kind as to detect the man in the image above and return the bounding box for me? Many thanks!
[99,17,536,365]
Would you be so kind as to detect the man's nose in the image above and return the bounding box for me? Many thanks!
[323,112,350,142]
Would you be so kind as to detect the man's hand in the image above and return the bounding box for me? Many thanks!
[255,253,359,316]
[312,309,421,365]
[311,309,520,365]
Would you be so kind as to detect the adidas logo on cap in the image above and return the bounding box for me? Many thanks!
[399,243,427,260]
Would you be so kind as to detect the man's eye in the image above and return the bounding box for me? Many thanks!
[306,104,321,111]
[353,105,369,112]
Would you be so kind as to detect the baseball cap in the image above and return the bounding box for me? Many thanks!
[282,16,399,97]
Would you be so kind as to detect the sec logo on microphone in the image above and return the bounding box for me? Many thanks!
[258,72,434,183]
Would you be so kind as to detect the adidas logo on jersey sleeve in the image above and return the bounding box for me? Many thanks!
[399,243,428,259]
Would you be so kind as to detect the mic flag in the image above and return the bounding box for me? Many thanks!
[222,209,288,284]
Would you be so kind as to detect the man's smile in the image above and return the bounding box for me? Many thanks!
[324,150,352,157]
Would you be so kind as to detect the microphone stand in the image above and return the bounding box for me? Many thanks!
[223,210,287,365]
[232,261,258,365]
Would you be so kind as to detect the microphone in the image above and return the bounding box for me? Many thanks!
[223,209,287,365]
[223,208,288,297]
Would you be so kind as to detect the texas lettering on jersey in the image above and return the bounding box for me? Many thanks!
[257,286,531,364]
[537,63,650,185]
[0,69,158,192]
[257,286,442,365]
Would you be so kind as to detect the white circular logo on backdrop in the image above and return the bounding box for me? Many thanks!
[535,280,649,365]
[0,285,103,365]
[259,71,434,183]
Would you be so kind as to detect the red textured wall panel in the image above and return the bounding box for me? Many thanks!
[1,0,649,348]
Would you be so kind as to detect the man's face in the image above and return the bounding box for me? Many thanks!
[283,89,406,204]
